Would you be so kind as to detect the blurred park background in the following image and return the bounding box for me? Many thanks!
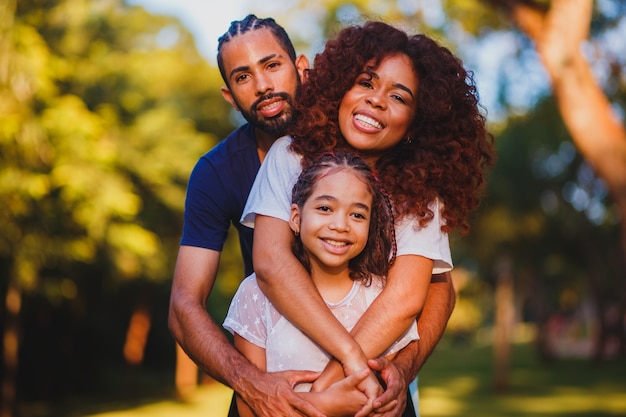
[1,0,626,416]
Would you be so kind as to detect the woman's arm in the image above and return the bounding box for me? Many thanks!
[350,254,433,357]
[253,215,381,399]
[312,257,449,393]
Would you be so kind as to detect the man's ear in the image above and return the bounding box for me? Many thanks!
[220,86,240,111]
[294,54,310,82]
[289,204,301,236]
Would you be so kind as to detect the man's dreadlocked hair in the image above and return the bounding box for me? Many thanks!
[290,150,396,286]
[217,14,297,86]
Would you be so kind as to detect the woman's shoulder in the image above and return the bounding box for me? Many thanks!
[268,135,294,153]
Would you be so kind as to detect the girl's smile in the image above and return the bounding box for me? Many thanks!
[290,169,373,280]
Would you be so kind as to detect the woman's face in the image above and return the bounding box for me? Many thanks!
[338,53,418,161]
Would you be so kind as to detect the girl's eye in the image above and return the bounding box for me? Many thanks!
[351,212,367,220]
[358,80,373,89]
[316,205,331,212]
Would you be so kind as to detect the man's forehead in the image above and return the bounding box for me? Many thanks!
[222,33,290,81]
[222,28,285,57]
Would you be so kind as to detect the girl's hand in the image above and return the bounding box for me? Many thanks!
[304,368,370,417]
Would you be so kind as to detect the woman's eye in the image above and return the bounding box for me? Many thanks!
[392,94,406,103]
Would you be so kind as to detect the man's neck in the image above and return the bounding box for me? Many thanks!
[254,127,279,164]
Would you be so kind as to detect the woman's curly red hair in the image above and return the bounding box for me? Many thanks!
[289,21,496,235]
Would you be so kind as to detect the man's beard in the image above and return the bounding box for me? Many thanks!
[239,92,295,137]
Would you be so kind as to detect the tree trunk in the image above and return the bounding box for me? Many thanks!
[493,255,515,392]
[486,0,626,311]
[175,343,199,400]
[1,272,21,417]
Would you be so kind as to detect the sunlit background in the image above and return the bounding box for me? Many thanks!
[1,1,625,416]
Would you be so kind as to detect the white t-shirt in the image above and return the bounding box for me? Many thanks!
[224,274,419,392]
[241,136,453,273]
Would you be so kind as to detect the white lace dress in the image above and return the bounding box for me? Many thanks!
[224,274,419,392]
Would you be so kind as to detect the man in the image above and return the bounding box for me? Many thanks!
[168,15,322,417]
[168,14,454,417]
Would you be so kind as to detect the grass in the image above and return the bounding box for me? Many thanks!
[418,338,626,416]
[31,337,626,417]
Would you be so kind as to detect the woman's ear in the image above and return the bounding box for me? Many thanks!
[289,204,300,236]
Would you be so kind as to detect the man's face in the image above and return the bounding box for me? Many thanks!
[220,28,304,137]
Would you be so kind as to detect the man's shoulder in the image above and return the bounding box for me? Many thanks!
[206,124,257,159]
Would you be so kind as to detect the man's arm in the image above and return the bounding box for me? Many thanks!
[401,271,456,377]
[168,245,323,417]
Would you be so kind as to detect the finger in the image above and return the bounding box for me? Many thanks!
[288,394,326,417]
[373,388,399,409]
[373,399,397,413]
[341,367,370,388]
[285,370,322,386]
[367,357,388,371]
[354,402,375,417]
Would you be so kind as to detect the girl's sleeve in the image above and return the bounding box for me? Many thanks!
[240,136,302,228]
[223,275,269,348]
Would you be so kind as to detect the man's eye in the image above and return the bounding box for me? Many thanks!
[235,74,249,83]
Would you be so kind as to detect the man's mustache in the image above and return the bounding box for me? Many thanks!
[251,92,292,112]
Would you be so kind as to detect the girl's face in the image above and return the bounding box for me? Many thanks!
[338,53,418,162]
[290,169,373,276]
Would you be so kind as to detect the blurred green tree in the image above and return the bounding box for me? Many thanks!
[0,0,241,414]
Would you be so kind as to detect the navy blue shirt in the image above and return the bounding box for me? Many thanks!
[181,123,259,276]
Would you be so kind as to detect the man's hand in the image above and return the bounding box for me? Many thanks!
[358,358,408,417]
[240,369,325,417]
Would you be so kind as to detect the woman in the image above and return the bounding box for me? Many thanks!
[242,21,496,415]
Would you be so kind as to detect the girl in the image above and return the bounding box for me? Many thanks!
[225,151,419,417]
[243,21,496,415]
